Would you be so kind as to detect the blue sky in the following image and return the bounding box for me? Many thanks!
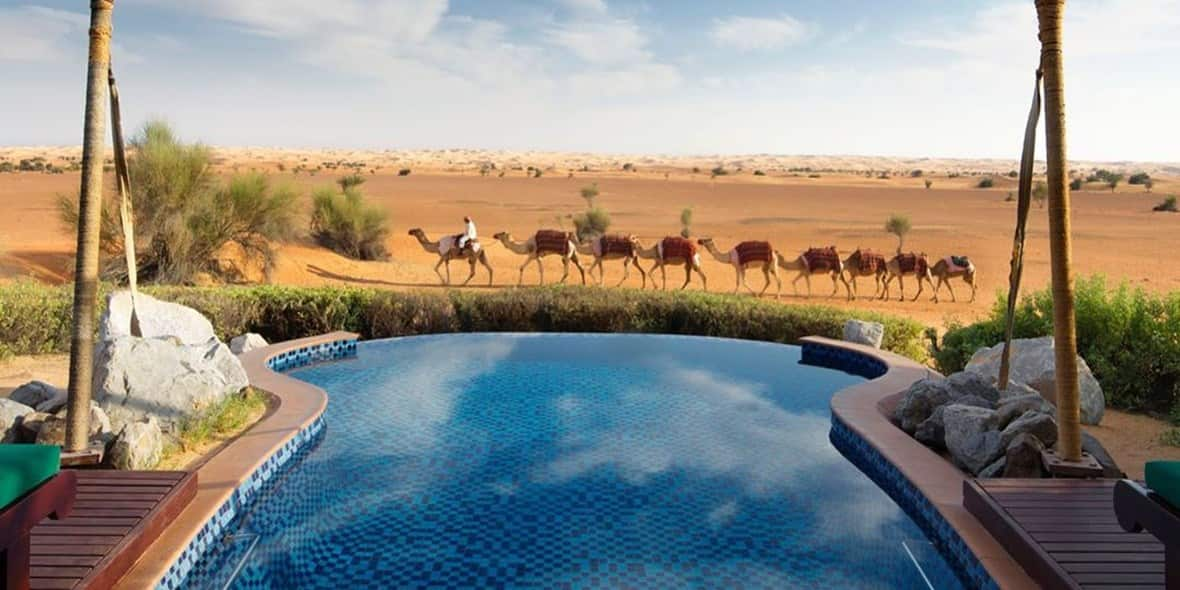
[1,0,1177,161]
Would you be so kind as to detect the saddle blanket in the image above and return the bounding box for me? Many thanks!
[596,235,636,258]
[855,250,885,274]
[946,255,972,273]
[735,241,773,265]
[803,247,840,272]
[897,253,929,275]
[659,237,697,261]
[439,234,480,256]
[535,230,572,255]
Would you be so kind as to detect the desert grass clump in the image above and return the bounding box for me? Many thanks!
[572,207,611,242]
[976,177,995,188]
[310,186,390,260]
[57,120,298,284]
[337,174,366,191]
[1154,195,1178,213]
[398,168,412,176]
[165,387,269,457]
[1033,181,1048,208]
[680,207,694,238]
[580,183,599,207]
[924,179,933,189]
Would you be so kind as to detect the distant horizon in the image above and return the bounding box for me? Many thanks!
[3,1,1178,163]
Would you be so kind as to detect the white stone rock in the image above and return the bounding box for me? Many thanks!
[93,336,246,435]
[842,320,885,349]
[230,333,268,355]
[943,404,1004,475]
[966,337,1105,425]
[0,398,35,443]
[9,380,67,412]
[100,290,217,346]
[109,418,164,470]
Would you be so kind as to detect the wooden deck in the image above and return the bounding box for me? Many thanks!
[29,470,196,590]
[964,478,1164,589]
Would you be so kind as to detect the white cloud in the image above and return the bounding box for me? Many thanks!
[557,0,608,15]
[546,18,651,65]
[710,15,814,52]
[0,6,88,62]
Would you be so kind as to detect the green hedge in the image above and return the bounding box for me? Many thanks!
[935,276,1180,414]
[0,282,927,361]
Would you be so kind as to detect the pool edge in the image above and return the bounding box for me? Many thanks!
[113,332,359,590]
[801,336,1034,590]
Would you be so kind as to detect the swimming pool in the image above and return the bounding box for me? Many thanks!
[186,334,964,588]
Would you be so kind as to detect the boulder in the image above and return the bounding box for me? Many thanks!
[16,412,52,443]
[893,378,952,433]
[1080,432,1124,478]
[842,320,884,349]
[995,394,1056,429]
[9,381,67,412]
[1003,433,1046,478]
[966,337,1105,425]
[35,414,67,445]
[1001,411,1058,449]
[53,402,113,443]
[979,457,1007,479]
[230,333,268,355]
[953,394,996,410]
[1000,381,1041,399]
[946,371,1001,405]
[100,290,216,346]
[915,406,946,450]
[943,404,1004,474]
[109,418,164,470]
[93,336,246,435]
[0,398,35,443]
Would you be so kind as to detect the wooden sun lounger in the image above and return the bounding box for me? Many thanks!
[0,471,77,590]
[1115,479,1180,589]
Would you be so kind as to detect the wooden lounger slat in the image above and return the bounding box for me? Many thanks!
[30,555,103,567]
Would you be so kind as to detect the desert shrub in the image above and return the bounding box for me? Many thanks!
[1129,172,1151,185]
[1106,173,1123,192]
[710,166,728,177]
[977,177,995,188]
[1005,192,1016,202]
[398,168,412,176]
[533,169,544,178]
[57,121,298,284]
[572,207,611,242]
[337,174,366,191]
[309,187,390,260]
[0,284,928,361]
[753,170,766,176]
[680,207,694,238]
[911,170,924,178]
[691,166,701,174]
[0,161,13,173]
[1155,195,1178,212]
[1032,182,1048,207]
[580,184,599,206]
[1007,170,1018,178]
[924,179,933,189]
[1070,178,1083,191]
[808,174,821,178]
[934,276,1180,415]
[884,213,911,252]
[622,163,635,172]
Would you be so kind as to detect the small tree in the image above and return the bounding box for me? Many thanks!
[398,168,412,176]
[622,163,635,172]
[580,183,599,207]
[924,179,933,189]
[572,207,611,242]
[885,214,911,253]
[1129,172,1151,185]
[911,169,924,178]
[1033,181,1048,208]
[1154,195,1178,213]
[337,174,366,191]
[977,177,995,188]
[1107,173,1123,192]
[680,207,694,238]
[1145,178,1154,193]
[1070,178,1083,191]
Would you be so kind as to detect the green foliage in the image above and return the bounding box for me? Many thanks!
[572,207,611,242]
[1161,428,1180,448]
[977,177,995,188]
[337,174,366,191]
[1106,173,1123,192]
[1129,172,1152,185]
[622,163,635,172]
[911,170,924,178]
[580,183,599,206]
[56,121,298,284]
[1155,195,1178,212]
[924,179,933,189]
[0,283,928,362]
[168,387,269,455]
[934,276,1180,415]
[753,170,766,176]
[710,166,728,177]
[884,214,911,251]
[309,186,390,260]
[1032,181,1048,207]
[398,168,412,176]
[1070,178,1084,191]
[1007,170,1018,178]
[680,207,694,238]
[0,161,14,173]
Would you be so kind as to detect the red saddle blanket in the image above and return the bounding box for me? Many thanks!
[803,247,840,272]
[853,250,886,274]
[735,241,773,265]
[599,235,636,257]
[896,253,929,275]
[535,230,572,255]
[660,237,697,261]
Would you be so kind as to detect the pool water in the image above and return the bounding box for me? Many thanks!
[188,334,964,589]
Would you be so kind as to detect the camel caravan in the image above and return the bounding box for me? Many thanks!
[406,224,976,303]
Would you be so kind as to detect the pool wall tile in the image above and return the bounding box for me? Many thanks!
[154,336,355,590]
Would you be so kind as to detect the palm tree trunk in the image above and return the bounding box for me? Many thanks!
[65,0,115,452]
[1036,0,1082,461]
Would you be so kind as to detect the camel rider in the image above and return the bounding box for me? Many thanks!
[458,216,477,252]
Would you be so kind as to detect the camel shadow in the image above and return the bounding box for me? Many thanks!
[306,265,498,290]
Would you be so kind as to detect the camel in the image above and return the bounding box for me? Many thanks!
[881,252,936,302]
[842,249,888,300]
[407,228,493,286]
[697,238,782,298]
[635,236,707,291]
[777,246,850,298]
[492,230,586,286]
[574,234,647,288]
[930,255,978,303]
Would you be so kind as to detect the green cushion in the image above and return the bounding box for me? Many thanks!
[0,444,60,510]
[1146,461,1180,507]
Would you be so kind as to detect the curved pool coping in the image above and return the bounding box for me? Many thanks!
[117,332,1032,589]
[115,332,358,590]
[800,336,1033,590]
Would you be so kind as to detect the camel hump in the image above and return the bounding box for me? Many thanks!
[735,241,773,264]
